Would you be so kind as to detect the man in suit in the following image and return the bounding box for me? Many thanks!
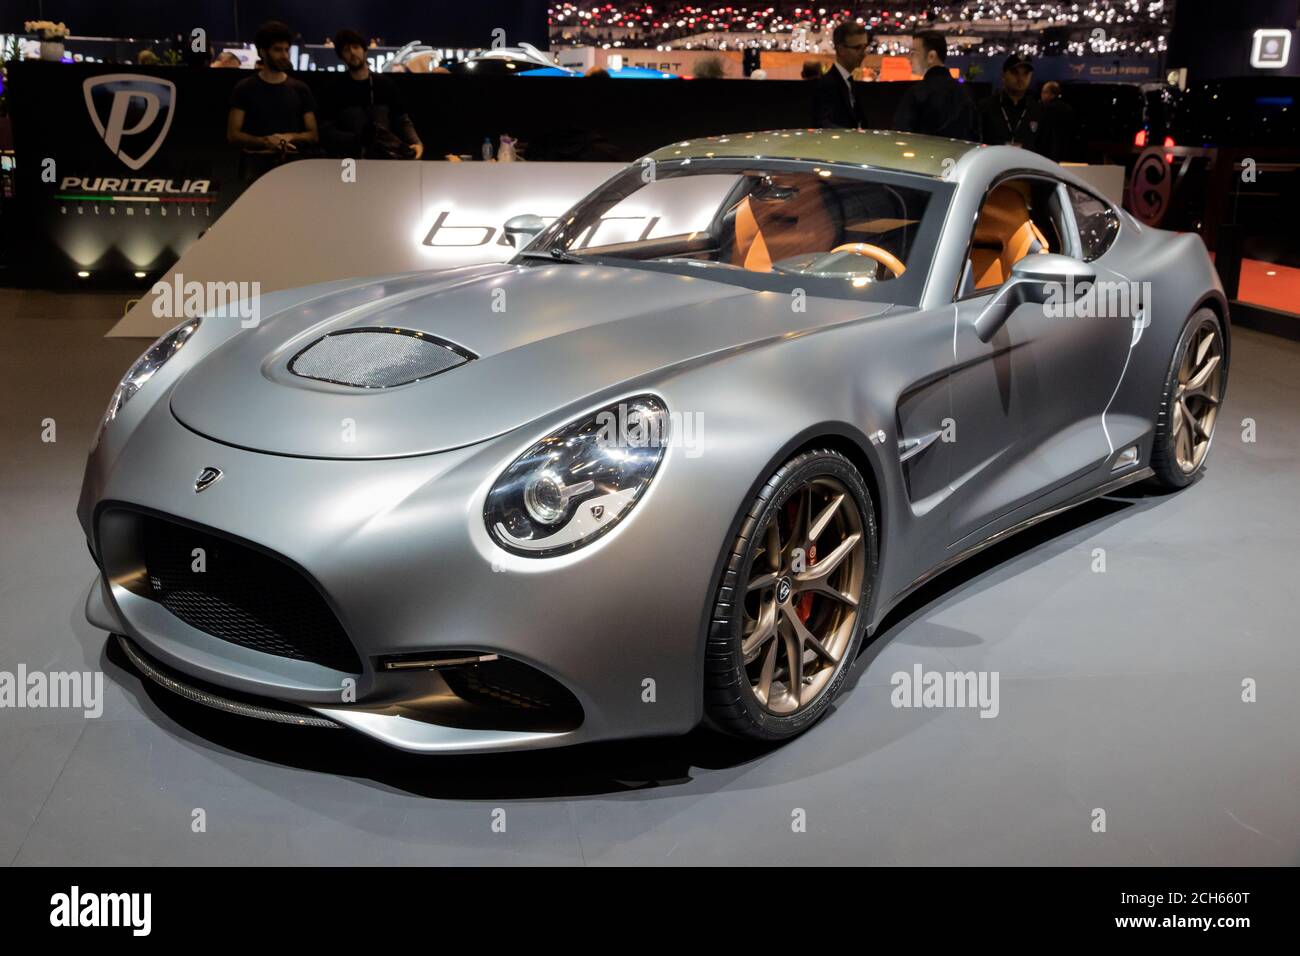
[813,22,870,128]
[892,32,978,140]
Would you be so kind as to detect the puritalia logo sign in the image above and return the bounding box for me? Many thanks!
[59,73,213,206]
[83,74,177,171]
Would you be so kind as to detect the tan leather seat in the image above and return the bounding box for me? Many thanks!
[730,182,838,272]
[970,183,1050,290]
[733,196,772,271]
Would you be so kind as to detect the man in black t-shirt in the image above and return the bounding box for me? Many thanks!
[227,21,319,183]
[320,28,424,160]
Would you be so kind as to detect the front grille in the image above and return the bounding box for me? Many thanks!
[140,516,363,673]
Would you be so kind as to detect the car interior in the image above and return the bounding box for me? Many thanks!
[961,177,1073,295]
[715,173,928,280]
[577,171,931,283]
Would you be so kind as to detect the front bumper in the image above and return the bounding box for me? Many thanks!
[112,632,345,729]
[80,390,714,753]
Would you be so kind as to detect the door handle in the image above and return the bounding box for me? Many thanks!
[898,429,943,463]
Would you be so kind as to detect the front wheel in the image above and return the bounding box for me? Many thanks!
[1150,308,1227,489]
[704,449,878,741]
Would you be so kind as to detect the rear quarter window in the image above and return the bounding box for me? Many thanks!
[1068,186,1120,261]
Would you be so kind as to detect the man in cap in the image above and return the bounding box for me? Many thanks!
[978,53,1041,148]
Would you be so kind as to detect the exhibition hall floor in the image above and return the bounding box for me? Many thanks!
[2,291,1297,866]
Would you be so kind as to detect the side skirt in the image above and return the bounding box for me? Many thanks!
[869,465,1154,633]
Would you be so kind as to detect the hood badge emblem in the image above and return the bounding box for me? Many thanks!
[194,467,223,493]
[590,504,605,520]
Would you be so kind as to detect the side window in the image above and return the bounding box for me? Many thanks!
[1067,186,1120,261]
[961,177,1067,296]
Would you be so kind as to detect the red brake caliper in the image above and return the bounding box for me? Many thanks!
[798,545,816,622]
[783,499,816,623]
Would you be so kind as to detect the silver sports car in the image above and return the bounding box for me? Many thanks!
[79,130,1229,752]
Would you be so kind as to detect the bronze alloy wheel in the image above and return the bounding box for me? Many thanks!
[741,476,865,714]
[1172,319,1224,474]
[1151,309,1228,489]
[705,449,877,741]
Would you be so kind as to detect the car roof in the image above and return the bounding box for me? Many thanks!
[644,128,983,178]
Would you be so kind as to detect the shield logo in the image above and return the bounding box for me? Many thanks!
[194,467,223,493]
[83,74,176,171]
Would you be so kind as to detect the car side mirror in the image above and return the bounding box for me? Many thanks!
[1009,252,1097,288]
[972,254,1097,343]
[504,214,546,249]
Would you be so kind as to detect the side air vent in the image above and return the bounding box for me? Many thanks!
[289,328,473,388]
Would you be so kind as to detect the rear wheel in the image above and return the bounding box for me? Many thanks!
[705,449,877,741]
[1150,309,1226,488]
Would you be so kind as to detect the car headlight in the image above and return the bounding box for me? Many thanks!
[93,317,201,448]
[486,395,669,556]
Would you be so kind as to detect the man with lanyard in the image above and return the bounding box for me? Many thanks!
[978,54,1041,149]
[321,28,424,160]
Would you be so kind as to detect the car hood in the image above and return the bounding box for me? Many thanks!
[170,262,889,458]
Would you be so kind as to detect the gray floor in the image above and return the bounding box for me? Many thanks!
[2,290,1298,866]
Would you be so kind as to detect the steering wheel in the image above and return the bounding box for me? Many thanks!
[828,242,907,278]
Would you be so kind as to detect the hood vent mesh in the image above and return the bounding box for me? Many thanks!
[289,329,472,388]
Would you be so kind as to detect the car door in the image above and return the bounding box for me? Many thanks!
[945,174,1135,546]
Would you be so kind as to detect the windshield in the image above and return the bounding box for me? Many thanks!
[521,160,944,304]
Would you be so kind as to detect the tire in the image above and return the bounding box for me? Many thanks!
[705,449,878,742]
[1150,308,1227,489]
